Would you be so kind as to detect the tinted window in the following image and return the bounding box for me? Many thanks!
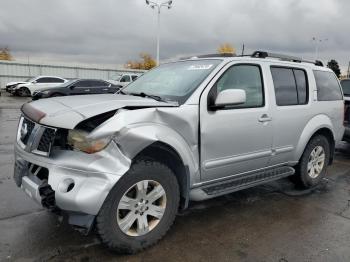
[74,80,92,87]
[314,71,343,101]
[271,67,298,106]
[120,75,131,82]
[90,80,109,87]
[215,64,264,108]
[36,77,51,83]
[54,78,65,83]
[37,77,63,83]
[294,69,308,104]
[341,80,350,96]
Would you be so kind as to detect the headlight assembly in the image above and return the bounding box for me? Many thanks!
[67,129,112,154]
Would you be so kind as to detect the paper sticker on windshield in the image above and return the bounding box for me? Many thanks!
[187,64,213,70]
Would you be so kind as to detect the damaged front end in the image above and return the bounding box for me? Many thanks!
[14,104,131,233]
[14,94,198,234]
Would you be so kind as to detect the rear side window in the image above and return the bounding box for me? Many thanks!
[37,77,64,83]
[271,67,308,106]
[314,71,343,101]
[341,80,350,96]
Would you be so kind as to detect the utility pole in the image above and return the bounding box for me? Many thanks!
[145,0,173,66]
[312,37,328,60]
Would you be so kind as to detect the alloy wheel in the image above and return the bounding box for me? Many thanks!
[307,145,325,179]
[116,180,167,237]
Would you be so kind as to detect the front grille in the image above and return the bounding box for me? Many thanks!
[20,118,35,145]
[37,128,56,153]
[18,116,57,156]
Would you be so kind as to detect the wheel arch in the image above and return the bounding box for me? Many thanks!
[294,115,335,165]
[134,141,191,210]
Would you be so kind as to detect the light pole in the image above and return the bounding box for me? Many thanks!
[145,0,173,66]
[312,37,328,60]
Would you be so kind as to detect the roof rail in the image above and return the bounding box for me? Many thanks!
[180,53,236,60]
[251,51,323,66]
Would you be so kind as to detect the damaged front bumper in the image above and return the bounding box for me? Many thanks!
[14,139,131,231]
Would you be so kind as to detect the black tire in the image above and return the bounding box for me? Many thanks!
[96,159,180,254]
[18,87,31,97]
[292,135,330,188]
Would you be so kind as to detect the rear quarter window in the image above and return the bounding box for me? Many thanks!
[314,71,343,101]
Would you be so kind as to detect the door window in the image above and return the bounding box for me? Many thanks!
[74,80,93,87]
[120,75,131,82]
[271,67,308,106]
[90,80,109,87]
[212,64,264,108]
[36,77,64,83]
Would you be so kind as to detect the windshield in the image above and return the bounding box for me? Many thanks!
[341,80,350,96]
[25,77,35,82]
[123,59,222,104]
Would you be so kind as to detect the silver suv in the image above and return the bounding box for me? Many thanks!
[14,51,344,253]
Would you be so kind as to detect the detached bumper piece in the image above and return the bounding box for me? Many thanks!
[14,159,95,234]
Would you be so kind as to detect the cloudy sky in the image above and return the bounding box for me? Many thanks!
[0,0,349,71]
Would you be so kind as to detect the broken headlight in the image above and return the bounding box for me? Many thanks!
[67,129,112,154]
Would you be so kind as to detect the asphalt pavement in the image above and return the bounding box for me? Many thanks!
[1,93,350,262]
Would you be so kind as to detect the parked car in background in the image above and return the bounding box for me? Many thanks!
[32,79,120,100]
[14,51,344,253]
[340,79,350,142]
[108,73,140,87]
[4,79,30,92]
[7,76,67,97]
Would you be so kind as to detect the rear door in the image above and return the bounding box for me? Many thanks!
[268,66,311,165]
[88,80,112,94]
[70,80,93,95]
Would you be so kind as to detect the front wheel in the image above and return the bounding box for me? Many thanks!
[293,135,330,188]
[18,87,31,97]
[96,159,179,254]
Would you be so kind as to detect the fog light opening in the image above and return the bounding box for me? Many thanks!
[67,182,75,192]
[58,178,75,193]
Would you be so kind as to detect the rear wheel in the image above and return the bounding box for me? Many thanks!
[18,87,30,97]
[292,135,330,188]
[96,159,179,254]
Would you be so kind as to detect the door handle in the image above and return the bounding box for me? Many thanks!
[102,88,108,91]
[258,114,272,122]
[84,89,90,92]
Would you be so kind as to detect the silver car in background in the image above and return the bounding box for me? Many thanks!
[14,51,344,253]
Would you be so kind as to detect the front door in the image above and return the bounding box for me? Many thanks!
[200,63,273,182]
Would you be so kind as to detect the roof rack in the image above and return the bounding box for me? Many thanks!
[180,53,236,60]
[251,51,323,66]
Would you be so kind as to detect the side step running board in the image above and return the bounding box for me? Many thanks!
[202,166,295,196]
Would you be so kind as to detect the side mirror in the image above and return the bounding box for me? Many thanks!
[32,80,37,84]
[70,85,75,90]
[212,89,246,109]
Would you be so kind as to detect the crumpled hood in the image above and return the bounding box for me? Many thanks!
[6,81,28,87]
[22,94,176,129]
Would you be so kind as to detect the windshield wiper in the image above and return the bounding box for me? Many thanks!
[127,92,168,103]
[116,89,127,95]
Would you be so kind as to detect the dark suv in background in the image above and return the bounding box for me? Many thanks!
[32,79,119,100]
[341,79,350,142]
